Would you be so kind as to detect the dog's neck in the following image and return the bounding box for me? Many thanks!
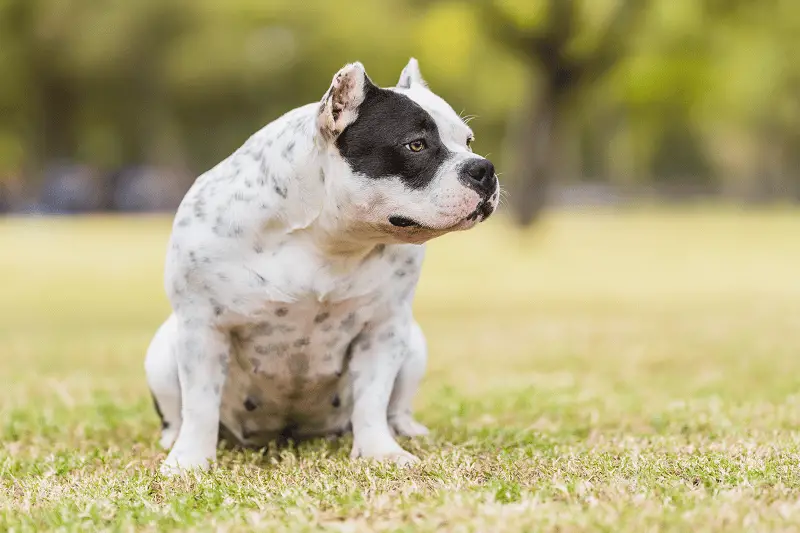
[235,103,390,260]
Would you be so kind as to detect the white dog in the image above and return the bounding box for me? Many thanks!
[144,59,499,474]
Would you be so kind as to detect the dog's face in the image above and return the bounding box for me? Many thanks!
[317,59,499,245]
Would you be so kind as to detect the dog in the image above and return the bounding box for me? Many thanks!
[144,58,499,474]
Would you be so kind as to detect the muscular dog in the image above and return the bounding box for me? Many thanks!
[145,59,499,474]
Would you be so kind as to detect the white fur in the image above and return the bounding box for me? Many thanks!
[145,59,497,474]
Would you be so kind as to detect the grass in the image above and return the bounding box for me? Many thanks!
[1,207,800,532]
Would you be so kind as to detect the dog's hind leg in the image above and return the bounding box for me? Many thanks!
[388,320,430,438]
[145,314,182,449]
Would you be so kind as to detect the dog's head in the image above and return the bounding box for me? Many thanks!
[317,59,499,245]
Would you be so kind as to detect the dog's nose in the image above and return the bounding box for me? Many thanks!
[460,158,496,196]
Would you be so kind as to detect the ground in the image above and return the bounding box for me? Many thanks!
[1,207,799,532]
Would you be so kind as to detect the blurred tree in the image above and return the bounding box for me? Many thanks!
[468,0,650,225]
[0,0,798,211]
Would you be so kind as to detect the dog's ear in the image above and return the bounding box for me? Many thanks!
[317,62,375,142]
[396,58,426,89]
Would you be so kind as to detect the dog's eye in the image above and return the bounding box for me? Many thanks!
[466,137,474,149]
[405,140,427,152]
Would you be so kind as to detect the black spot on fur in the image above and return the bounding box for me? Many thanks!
[244,397,258,411]
[363,244,386,263]
[251,269,267,285]
[150,392,168,430]
[332,395,341,408]
[252,322,274,337]
[193,197,206,220]
[278,422,299,446]
[274,183,288,199]
[341,312,356,330]
[336,83,450,190]
[314,312,330,324]
[359,335,373,352]
[282,140,295,159]
[218,352,229,374]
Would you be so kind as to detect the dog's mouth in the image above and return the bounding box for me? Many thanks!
[388,216,420,228]
[388,201,494,231]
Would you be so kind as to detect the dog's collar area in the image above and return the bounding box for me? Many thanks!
[388,216,420,228]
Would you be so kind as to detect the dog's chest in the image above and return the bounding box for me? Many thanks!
[231,296,368,380]
[218,295,371,445]
[216,243,422,446]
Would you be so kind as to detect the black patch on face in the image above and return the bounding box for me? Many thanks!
[336,86,450,190]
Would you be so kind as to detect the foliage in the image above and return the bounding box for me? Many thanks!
[0,0,798,210]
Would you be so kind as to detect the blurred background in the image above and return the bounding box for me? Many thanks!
[1,0,798,223]
[2,4,800,526]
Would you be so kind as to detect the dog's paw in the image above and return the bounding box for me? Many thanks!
[390,415,430,438]
[351,441,419,467]
[159,426,180,450]
[159,450,214,476]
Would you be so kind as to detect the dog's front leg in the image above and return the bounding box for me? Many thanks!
[160,317,230,475]
[349,318,419,466]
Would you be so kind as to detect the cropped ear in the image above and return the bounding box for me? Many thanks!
[317,62,375,142]
[396,57,426,89]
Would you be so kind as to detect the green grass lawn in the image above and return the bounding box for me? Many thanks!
[1,208,800,532]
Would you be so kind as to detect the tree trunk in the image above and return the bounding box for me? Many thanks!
[511,81,558,226]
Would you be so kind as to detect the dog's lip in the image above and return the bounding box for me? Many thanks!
[388,216,420,228]
[389,201,493,232]
[388,211,485,233]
